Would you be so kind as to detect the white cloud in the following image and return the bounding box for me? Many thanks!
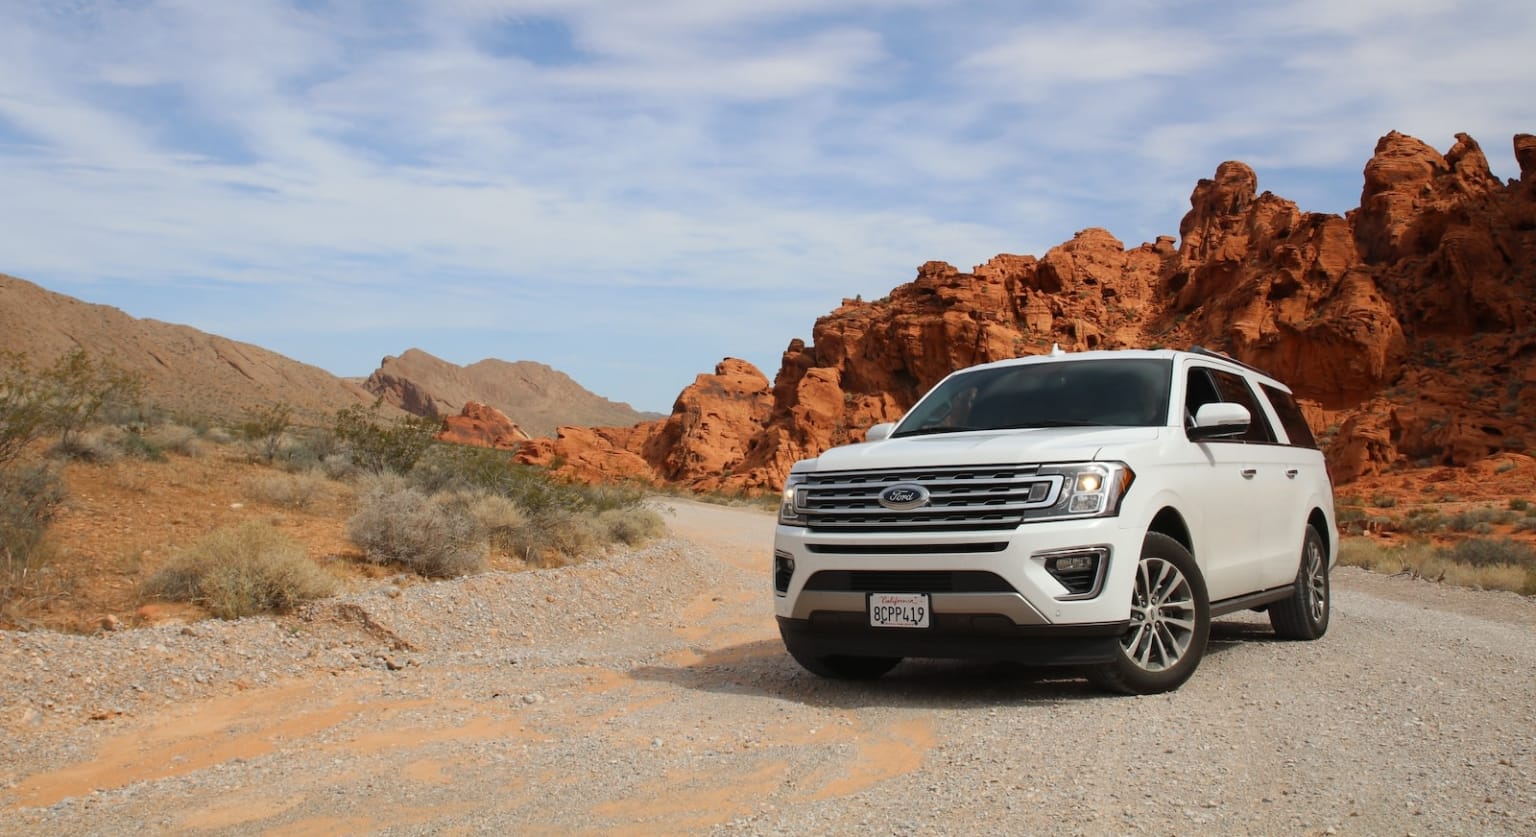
[1,0,1532,411]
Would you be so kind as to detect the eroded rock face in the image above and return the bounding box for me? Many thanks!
[510,131,1536,491]
[438,402,531,450]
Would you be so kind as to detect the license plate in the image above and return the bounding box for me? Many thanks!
[868,593,930,628]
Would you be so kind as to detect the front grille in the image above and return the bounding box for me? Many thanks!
[805,542,1008,555]
[796,466,1061,532]
[804,570,1017,594]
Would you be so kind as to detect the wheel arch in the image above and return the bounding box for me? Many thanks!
[1147,506,1193,555]
[1307,506,1334,565]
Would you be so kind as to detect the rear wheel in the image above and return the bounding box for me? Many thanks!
[1089,533,1210,695]
[1269,525,1330,640]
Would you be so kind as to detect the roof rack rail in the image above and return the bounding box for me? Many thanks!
[1188,345,1273,377]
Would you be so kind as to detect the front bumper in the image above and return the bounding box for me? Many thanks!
[777,614,1128,666]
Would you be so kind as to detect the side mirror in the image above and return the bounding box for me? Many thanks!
[865,422,895,442]
[1188,402,1250,441]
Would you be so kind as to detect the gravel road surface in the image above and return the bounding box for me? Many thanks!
[3,500,1534,835]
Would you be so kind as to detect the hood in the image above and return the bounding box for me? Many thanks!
[802,426,1164,473]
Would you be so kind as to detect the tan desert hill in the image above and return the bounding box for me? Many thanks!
[363,348,662,438]
[0,273,381,423]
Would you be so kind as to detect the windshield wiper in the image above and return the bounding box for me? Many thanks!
[998,420,1108,429]
[890,425,981,438]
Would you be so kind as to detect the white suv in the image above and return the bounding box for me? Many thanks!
[773,347,1336,694]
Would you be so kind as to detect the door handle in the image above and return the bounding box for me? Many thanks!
[1241,468,1257,479]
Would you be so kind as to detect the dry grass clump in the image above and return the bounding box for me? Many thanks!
[1340,537,1536,595]
[347,480,487,578]
[242,470,330,510]
[143,522,337,619]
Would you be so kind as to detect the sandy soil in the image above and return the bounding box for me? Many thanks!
[3,500,1535,834]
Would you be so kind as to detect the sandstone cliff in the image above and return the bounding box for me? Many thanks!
[518,131,1536,492]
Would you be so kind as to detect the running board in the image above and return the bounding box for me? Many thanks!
[1209,585,1292,617]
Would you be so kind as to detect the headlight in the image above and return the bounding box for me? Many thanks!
[778,473,809,527]
[1035,462,1135,520]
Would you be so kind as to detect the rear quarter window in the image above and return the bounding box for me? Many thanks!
[1261,384,1319,449]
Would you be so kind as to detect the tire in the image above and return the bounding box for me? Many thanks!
[782,641,901,681]
[1268,525,1330,640]
[1089,532,1210,695]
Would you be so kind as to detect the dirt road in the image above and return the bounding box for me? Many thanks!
[4,500,1535,834]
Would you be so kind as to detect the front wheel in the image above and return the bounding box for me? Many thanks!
[1269,525,1330,640]
[1089,533,1210,695]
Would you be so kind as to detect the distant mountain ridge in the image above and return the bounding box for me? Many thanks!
[0,273,379,422]
[0,274,658,434]
[363,349,661,438]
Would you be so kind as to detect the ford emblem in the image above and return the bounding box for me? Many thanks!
[878,483,931,511]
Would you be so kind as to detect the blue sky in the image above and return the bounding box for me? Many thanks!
[1,0,1531,413]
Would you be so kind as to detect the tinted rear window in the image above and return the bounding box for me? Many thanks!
[1261,384,1318,449]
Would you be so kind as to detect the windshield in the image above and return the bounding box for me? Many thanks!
[892,358,1173,437]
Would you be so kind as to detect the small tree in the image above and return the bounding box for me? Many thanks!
[41,349,142,449]
[0,352,51,468]
[334,402,442,475]
[240,402,293,463]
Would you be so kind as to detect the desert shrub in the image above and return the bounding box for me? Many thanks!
[408,444,520,495]
[598,506,667,546]
[1442,538,1536,569]
[273,425,342,473]
[334,404,441,475]
[0,352,53,468]
[242,470,328,510]
[37,349,143,450]
[203,426,236,445]
[347,482,486,577]
[500,509,604,567]
[1445,506,1503,533]
[117,426,168,461]
[143,522,336,619]
[239,403,293,463]
[49,426,122,463]
[0,464,67,602]
[463,492,527,551]
[1338,539,1437,575]
[1370,494,1398,509]
[1509,498,1531,512]
[145,423,204,457]
[1513,518,1536,534]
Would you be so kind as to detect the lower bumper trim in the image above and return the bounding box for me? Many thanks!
[777,615,1128,666]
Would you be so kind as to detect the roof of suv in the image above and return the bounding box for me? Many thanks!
[957,347,1284,386]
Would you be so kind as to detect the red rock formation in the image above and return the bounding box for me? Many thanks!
[501,131,1536,493]
[438,402,531,450]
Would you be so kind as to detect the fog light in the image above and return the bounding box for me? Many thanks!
[773,552,795,595]
[1053,554,1095,573]
[1039,546,1110,600]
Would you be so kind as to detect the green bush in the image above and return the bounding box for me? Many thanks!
[1442,538,1536,569]
[334,403,441,475]
[143,522,337,619]
[347,481,486,577]
[240,403,293,463]
[0,464,67,604]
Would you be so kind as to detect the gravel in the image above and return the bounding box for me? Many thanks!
[3,500,1535,835]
